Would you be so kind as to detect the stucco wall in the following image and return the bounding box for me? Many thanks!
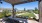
[39,0,42,23]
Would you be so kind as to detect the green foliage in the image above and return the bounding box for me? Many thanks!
[0,12,4,18]
[19,12,35,18]
[24,8,26,11]
[26,10,31,13]
[35,7,38,11]
[2,9,9,16]
[33,9,39,14]
[0,9,11,18]
[33,7,39,14]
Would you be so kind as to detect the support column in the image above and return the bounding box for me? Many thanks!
[12,4,15,18]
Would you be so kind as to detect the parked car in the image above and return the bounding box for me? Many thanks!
[3,16,28,23]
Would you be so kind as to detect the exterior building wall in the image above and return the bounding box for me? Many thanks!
[39,0,42,23]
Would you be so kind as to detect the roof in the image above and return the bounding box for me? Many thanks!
[4,0,38,5]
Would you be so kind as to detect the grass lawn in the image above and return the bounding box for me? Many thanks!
[19,12,35,18]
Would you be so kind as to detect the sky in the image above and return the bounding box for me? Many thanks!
[0,1,38,10]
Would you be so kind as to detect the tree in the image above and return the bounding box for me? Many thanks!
[14,8,18,12]
[0,9,10,18]
[33,7,39,14]
[35,7,38,11]
[2,9,9,17]
[24,8,26,11]
[14,8,17,14]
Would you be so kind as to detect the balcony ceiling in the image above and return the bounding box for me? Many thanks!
[4,0,38,5]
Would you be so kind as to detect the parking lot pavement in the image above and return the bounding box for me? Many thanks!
[0,19,2,23]
[0,21,6,23]
[28,20,39,23]
[0,22,2,23]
